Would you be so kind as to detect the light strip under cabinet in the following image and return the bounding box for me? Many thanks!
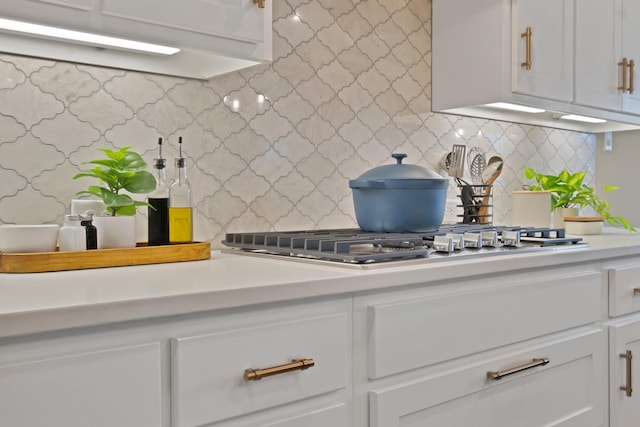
[0,17,180,56]
[559,114,607,124]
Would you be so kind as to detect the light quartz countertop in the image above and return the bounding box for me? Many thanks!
[1,228,640,338]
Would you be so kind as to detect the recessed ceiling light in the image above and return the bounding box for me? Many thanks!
[560,114,607,124]
[0,18,180,55]
[484,102,546,113]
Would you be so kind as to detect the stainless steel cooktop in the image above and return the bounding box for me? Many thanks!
[222,224,588,267]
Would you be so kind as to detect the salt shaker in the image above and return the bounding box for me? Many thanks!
[59,214,87,252]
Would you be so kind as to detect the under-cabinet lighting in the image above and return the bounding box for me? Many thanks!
[0,18,180,55]
[560,114,607,124]
[484,102,546,113]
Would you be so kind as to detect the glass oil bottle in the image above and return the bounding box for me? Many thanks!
[148,137,170,246]
[169,136,193,243]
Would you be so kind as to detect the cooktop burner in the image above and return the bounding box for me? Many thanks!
[222,224,587,265]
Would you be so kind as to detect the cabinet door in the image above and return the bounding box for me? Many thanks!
[370,329,605,427]
[609,319,640,427]
[102,0,265,44]
[621,0,640,113]
[513,0,573,101]
[575,0,623,111]
[0,342,162,427]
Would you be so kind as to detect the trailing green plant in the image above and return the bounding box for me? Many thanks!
[524,167,635,231]
[74,146,157,216]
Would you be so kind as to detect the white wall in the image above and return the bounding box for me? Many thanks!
[596,130,640,227]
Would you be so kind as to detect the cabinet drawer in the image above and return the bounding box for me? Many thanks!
[367,270,600,378]
[609,265,640,317]
[370,329,605,427]
[171,313,348,427]
[0,342,161,427]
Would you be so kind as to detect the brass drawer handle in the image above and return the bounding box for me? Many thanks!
[521,26,532,70]
[619,58,629,92]
[633,288,640,296]
[620,350,633,397]
[244,358,315,381]
[630,59,635,95]
[487,358,549,381]
[253,0,266,8]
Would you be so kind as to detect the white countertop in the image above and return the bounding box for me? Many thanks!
[2,228,640,338]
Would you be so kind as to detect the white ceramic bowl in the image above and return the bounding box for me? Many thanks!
[0,224,60,253]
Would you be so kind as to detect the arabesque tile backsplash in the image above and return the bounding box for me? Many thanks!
[0,0,595,248]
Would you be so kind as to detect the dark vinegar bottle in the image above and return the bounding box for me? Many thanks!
[148,137,170,245]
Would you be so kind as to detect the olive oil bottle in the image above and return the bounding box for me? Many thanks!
[169,137,193,243]
[148,137,170,245]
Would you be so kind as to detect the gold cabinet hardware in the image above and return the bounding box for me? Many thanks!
[244,358,314,381]
[521,27,532,70]
[253,0,266,8]
[619,58,629,92]
[487,357,549,381]
[630,59,635,94]
[620,350,633,397]
[633,288,640,296]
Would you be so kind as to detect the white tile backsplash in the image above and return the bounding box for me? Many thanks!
[0,0,596,248]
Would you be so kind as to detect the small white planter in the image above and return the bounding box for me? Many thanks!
[93,215,137,249]
[553,207,579,228]
[564,216,604,235]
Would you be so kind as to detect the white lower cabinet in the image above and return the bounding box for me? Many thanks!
[171,312,349,427]
[609,318,640,427]
[353,265,606,427]
[607,258,640,427]
[0,340,162,427]
[370,329,604,427]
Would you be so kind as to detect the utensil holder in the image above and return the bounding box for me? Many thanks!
[457,184,493,224]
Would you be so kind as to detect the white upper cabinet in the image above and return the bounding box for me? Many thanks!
[0,0,272,79]
[513,0,573,102]
[575,0,640,114]
[432,0,640,132]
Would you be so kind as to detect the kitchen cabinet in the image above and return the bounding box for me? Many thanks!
[0,0,272,79]
[171,311,349,426]
[0,337,162,427]
[513,0,573,102]
[352,265,606,426]
[432,0,640,132]
[606,260,640,427]
[0,296,350,427]
[575,0,640,114]
[609,319,640,427]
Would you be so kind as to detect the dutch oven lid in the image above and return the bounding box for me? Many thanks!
[349,153,447,189]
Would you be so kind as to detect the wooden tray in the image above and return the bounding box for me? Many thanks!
[0,242,211,273]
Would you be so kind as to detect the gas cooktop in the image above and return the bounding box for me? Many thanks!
[222,224,588,266]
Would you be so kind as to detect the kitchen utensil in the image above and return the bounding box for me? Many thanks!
[349,153,449,232]
[467,147,486,186]
[478,156,503,223]
[450,144,466,178]
[0,224,59,253]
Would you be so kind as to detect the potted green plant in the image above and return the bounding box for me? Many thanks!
[524,167,635,232]
[74,146,157,248]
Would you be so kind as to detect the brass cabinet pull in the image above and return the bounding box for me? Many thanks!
[521,27,532,70]
[629,59,635,94]
[620,350,633,397]
[253,0,266,8]
[244,358,314,381]
[619,58,629,92]
[633,288,640,296]
[487,357,549,381]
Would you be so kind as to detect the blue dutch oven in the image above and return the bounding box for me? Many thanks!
[349,153,448,232]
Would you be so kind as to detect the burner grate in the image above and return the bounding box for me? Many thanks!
[222,225,584,264]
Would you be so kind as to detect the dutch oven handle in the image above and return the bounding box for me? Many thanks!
[391,153,407,164]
